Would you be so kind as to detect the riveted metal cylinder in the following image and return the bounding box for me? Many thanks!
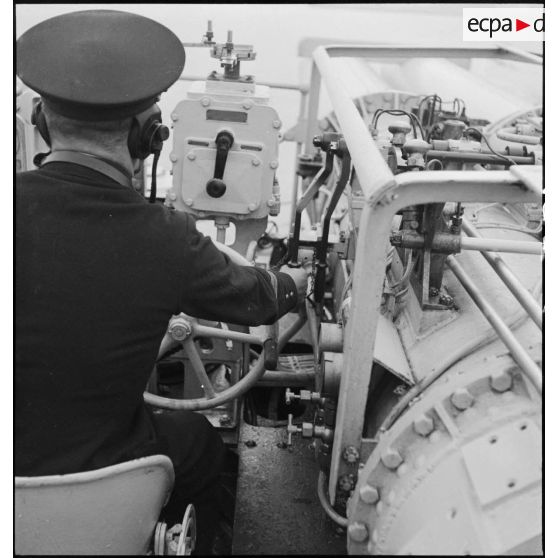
[451,388,474,410]
[348,522,369,543]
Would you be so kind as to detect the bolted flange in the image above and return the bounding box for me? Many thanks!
[359,484,379,505]
[451,388,474,410]
[413,414,435,436]
[490,370,513,392]
[381,447,403,470]
[348,522,368,543]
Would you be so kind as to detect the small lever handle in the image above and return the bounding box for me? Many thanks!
[206,130,234,198]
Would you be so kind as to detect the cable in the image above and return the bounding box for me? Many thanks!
[317,471,349,527]
[149,149,161,203]
[464,128,517,166]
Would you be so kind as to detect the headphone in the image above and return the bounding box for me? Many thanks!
[31,100,169,161]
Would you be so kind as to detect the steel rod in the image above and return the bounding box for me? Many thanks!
[183,339,217,399]
[178,74,307,92]
[193,324,263,345]
[446,255,542,393]
[323,44,542,65]
[461,236,542,255]
[462,218,542,329]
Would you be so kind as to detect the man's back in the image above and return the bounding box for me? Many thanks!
[16,161,285,476]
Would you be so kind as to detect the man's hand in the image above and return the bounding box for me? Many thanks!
[280,265,311,306]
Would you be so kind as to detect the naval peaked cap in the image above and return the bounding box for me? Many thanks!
[16,10,186,120]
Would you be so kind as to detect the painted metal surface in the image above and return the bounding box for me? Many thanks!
[328,170,541,504]
[347,345,542,555]
[302,44,542,507]
[15,455,174,555]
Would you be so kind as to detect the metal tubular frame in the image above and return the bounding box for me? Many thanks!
[461,218,542,329]
[302,45,542,503]
[460,236,542,255]
[446,255,542,392]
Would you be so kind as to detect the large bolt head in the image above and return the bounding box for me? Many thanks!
[348,522,368,543]
[490,370,513,392]
[413,414,435,436]
[381,448,403,470]
[451,388,474,410]
[359,485,379,504]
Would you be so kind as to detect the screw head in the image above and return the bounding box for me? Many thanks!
[170,153,178,162]
[359,484,379,504]
[272,119,282,129]
[169,193,177,201]
[171,112,179,121]
[342,445,360,464]
[243,100,253,110]
[251,158,261,166]
[187,152,196,161]
[381,447,403,470]
[337,474,356,492]
[185,198,193,207]
[269,160,279,169]
[490,370,513,392]
[451,388,474,410]
[348,522,368,543]
[201,97,211,107]
[413,414,434,436]
[248,203,257,212]
[169,321,192,341]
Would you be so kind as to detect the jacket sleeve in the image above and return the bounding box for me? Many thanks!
[174,212,297,326]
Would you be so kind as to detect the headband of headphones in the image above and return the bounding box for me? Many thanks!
[31,100,170,161]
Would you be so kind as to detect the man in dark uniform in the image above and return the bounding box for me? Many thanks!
[15,9,307,554]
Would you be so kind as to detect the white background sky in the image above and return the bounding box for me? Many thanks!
[7,2,554,552]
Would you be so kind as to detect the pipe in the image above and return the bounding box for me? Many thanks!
[317,471,349,527]
[256,370,315,387]
[144,314,307,411]
[496,127,541,145]
[425,150,534,166]
[461,236,542,255]
[446,255,542,393]
[462,218,542,329]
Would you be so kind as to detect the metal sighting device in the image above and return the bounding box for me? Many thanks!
[167,22,281,255]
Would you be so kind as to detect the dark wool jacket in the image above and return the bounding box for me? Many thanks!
[16,162,296,476]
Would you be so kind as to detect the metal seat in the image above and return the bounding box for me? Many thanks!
[15,454,175,556]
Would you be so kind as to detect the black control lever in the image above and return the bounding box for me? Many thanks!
[206,130,234,198]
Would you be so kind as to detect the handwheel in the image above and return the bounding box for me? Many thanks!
[144,240,298,411]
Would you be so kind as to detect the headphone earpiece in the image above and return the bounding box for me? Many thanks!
[128,104,169,160]
[31,100,51,146]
